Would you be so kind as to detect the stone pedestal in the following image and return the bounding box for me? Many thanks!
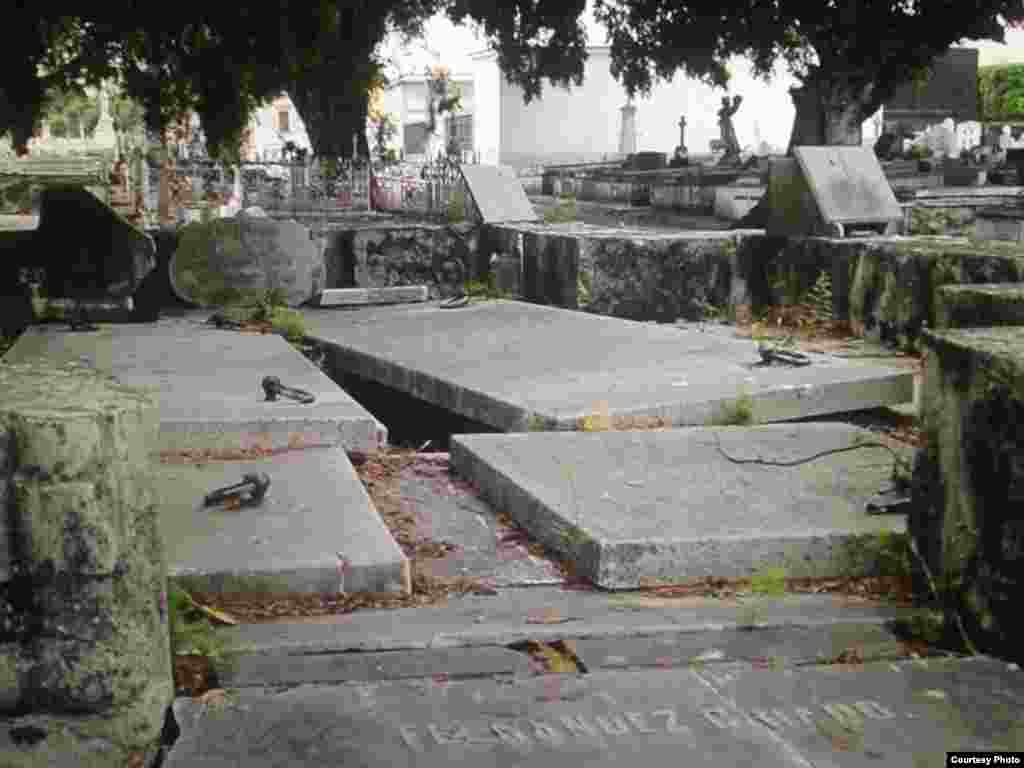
[619,103,637,157]
[0,361,171,767]
[912,327,1024,659]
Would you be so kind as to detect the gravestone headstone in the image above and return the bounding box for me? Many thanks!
[767,146,902,237]
[459,164,538,224]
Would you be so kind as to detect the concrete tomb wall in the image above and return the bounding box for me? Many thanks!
[0,361,172,767]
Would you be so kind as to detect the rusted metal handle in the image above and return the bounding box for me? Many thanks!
[203,472,271,507]
[261,375,316,404]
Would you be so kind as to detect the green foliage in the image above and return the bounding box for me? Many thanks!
[544,195,577,223]
[576,270,592,307]
[463,274,507,301]
[446,188,467,223]
[978,63,1024,122]
[750,566,787,596]
[269,307,306,342]
[168,585,237,671]
[805,269,835,324]
[835,531,912,581]
[712,393,755,426]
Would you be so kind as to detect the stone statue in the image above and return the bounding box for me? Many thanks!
[717,95,743,165]
[999,125,1016,151]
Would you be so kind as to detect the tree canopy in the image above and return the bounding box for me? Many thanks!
[5,2,1020,161]
[592,0,1024,147]
[0,1,588,161]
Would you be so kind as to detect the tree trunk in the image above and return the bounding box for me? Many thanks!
[736,77,876,229]
[786,79,871,151]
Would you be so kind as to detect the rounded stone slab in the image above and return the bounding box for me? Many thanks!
[170,211,324,307]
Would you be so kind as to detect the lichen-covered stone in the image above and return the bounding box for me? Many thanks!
[912,326,1024,660]
[324,222,480,298]
[170,211,325,307]
[742,235,1024,350]
[0,361,170,764]
[935,283,1024,328]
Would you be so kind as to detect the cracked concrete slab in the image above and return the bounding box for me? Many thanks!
[154,446,409,594]
[301,300,913,432]
[3,317,386,453]
[450,423,912,588]
[164,657,1024,767]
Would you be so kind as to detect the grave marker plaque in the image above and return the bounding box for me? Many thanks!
[460,164,539,224]
[767,146,903,237]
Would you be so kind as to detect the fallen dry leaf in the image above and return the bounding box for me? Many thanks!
[526,608,569,625]
[196,688,232,707]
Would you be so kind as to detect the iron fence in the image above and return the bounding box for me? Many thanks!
[135,154,476,224]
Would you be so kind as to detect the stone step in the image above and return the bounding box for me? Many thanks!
[3,317,386,454]
[450,423,913,589]
[155,445,409,595]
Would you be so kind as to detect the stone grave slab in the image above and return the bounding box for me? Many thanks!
[461,164,539,224]
[154,445,409,595]
[2,318,385,454]
[450,423,912,588]
[164,656,1024,767]
[302,301,913,433]
[316,285,429,306]
[768,147,902,237]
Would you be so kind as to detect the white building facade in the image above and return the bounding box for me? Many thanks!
[379,73,475,160]
[469,46,887,170]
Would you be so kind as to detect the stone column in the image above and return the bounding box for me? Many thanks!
[0,361,171,767]
[619,103,638,156]
[678,116,687,150]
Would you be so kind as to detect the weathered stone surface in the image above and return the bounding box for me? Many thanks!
[316,285,429,306]
[935,283,1024,328]
[911,326,1024,661]
[323,222,480,298]
[485,222,751,320]
[451,424,912,588]
[739,235,1024,350]
[170,211,325,307]
[0,361,172,765]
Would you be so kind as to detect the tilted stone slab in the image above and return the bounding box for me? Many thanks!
[303,300,913,432]
[3,319,385,454]
[450,424,912,588]
[28,185,155,301]
[155,446,410,595]
[164,656,1024,767]
[316,285,429,306]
